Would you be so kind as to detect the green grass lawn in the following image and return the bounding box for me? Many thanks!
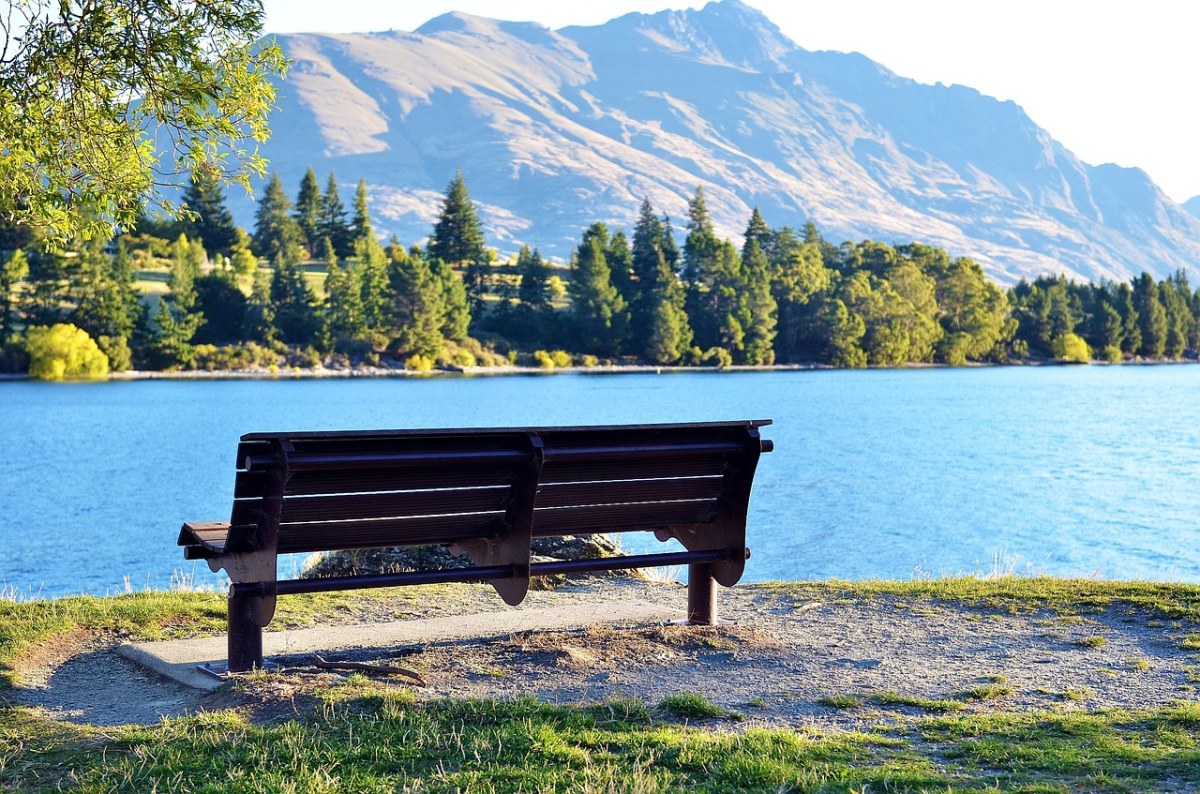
[3,578,1199,792]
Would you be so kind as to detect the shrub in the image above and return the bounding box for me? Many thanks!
[550,349,571,367]
[702,346,733,369]
[532,349,555,369]
[1051,332,1090,363]
[1102,345,1123,363]
[452,348,476,367]
[25,324,109,380]
[0,341,30,373]
[97,335,132,372]
[581,354,600,368]
[193,342,283,371]
[296,346,322,369]
[405,354,434,372]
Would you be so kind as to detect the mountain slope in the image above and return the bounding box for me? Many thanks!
[242,0,1200,284]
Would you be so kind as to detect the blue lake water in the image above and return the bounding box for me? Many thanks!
[3,366,1200,599]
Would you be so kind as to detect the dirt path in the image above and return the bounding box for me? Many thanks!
[8,580,1199,728]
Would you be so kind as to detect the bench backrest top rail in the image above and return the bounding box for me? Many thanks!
[238,419,772,443]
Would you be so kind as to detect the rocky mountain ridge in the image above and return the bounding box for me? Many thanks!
[239,0,1200,284]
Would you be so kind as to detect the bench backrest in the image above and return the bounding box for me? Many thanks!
[226,421,771,579]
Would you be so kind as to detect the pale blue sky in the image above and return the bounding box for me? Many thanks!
[262,1,1199,203]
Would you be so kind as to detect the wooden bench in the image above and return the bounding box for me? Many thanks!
[179,420,773,673]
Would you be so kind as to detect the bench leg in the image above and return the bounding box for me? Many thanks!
[228,589,264,673]
[687,563,717,625]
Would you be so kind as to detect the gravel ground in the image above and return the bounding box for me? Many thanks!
[9,578,1200,728]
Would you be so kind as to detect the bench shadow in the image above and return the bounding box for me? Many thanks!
[10,648,211,727]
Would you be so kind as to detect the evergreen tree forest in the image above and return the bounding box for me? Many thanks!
[3,172,1200,379]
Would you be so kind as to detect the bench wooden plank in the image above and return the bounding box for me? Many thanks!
[229,486,510,527]
[531,499,719,535]
[235,465,516,499]
[275,512,507,554]
[534,476,725,509]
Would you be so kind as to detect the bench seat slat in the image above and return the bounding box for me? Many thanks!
[535,476,725,509]
[531,499,718,535]
[178,521,231,558]
[275,513,506,554]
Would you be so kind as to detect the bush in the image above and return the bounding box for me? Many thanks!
[193,342,283,371]
[532,349,555,369]
[0,340,30,373]
[1102,345,1123,363]
[451,348,476,367]
[702,346,733,369]
[1051,332,1090,363]
[550,349,571,367]
[294,346,322,369]
[97,335,132,372]
[581,354,600,368]
[25,324,109,380]
[406,354,434,372]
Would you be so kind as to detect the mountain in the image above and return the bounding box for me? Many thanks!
[241,0,1200,284]
[1185,196,1200,220]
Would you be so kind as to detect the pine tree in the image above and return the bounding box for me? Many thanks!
[293,167,322,255]
[429,171,487,308]
[682,187,721,349]
[516,245,550,312]
[355,234,389,333]
[1133,272,1167,358]
[351,179,373,242]
[253,172,303,262]
[388,251,447,359]
[22,247,71,328]
[243,269,276,344]
[1116,282,1141,356]
[270,253,320,345]
[606,230,634,300]
[70,236,141,370]
[324,237,366,344]
[435,258,470,343]
[630,198,691,362]
[742,207,771,261]
[569,223,629,356]
[318,172,353,258]
[739,238,777,364]
[1,248,29,345]
[148,234,205,368]
[182,171,238,256]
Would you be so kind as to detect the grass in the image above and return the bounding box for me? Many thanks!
[958,683,1016,702]
[1078,635,1109,648]
[5,578,1200,791]
[764,577,1200,621]
[1062,687,1094,702]
[4,694,1200,792]
[0,584,474,688]
[820,691,965,713]
[656,692,742,721]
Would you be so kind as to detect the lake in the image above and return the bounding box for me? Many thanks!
[3,366,1200,599]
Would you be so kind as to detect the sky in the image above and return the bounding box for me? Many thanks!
[261,1,1200,204]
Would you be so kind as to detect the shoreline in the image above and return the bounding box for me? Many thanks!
[0,357,1195,383]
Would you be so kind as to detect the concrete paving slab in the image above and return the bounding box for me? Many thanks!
[118,600,679,691]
